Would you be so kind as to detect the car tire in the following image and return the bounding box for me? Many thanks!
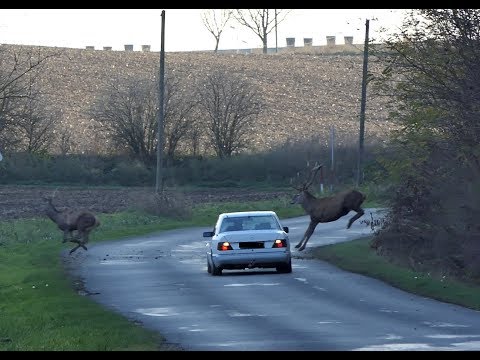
[276,260,292,274]
[211,260,222,276]
[207,259,212,274]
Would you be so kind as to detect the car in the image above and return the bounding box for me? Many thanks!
[203,210,292,276]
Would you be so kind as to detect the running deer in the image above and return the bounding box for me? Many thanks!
[43,190,100,254]
[290,162,366,251]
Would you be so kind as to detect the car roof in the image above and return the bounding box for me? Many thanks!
[219,211,277,219]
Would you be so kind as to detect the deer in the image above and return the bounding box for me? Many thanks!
[290,162,366,251]
[43,189,100,254]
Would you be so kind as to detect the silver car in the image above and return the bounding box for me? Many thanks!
[203,210,292,276]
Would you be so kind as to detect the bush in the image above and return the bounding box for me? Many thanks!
[128,190,193,220]
[109,161,153,186]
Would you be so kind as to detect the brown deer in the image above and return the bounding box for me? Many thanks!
[290,162,366,251]
[43,190,100,254]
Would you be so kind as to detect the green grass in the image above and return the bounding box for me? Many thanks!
[0,240,176,350]
[307,236,480,311]
[2,194,478,350]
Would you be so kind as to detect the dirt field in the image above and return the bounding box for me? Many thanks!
[0,185,292,220]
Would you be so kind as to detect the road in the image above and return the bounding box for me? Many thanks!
[69,208,480,351]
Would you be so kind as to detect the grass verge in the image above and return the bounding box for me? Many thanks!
[307,236,480,311]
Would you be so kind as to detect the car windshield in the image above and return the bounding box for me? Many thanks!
[219,215,281,233]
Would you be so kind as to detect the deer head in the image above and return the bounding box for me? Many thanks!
[290,162,323,204]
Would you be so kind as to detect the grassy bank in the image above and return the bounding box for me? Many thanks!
[307,236,480,311]
[2,194,478,350]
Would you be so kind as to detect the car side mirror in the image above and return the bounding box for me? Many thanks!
[283,226,289,233]
[203,231,214,237]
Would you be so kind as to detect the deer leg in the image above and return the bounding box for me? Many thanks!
[69,243,84,254]
[296,222,318,251]
[347,208,365,229]
[69,239,88,254]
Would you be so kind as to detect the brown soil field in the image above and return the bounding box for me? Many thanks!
[0,185,291,220]
[1,44,394,155]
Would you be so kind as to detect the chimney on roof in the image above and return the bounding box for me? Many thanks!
[326,36,336,46]
[141,45,151,52]
[286,37,295,47]
[344,36,353,45]
[124,44,134,51]
[86,46,94,50]
[303,38,313,46]
[103,46,112,51]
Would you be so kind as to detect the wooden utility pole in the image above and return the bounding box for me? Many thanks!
[275,9,278,53]
[357,18,369,187]
[330,125,335,191]
[156,10,166,194]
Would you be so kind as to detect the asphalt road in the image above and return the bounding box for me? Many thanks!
[69,209,480,351]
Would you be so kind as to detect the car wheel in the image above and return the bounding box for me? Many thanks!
[211,261,222,276]
[207,258,212,274]
[276,260,292,273]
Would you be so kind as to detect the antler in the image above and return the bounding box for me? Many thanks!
[291,162,324,191]
[290,170,303,191]
[43,187,59,203]
[304,162,323,189]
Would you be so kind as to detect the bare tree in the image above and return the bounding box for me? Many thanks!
[58,125,75,156]
[92,71,198,164]
[0,45,61,151]
[163,73,199,164]
[92,75,159,163]
[201,9,233,53]
[6,75,58,154]
[233,9,291,54]
[197,69,263,158]
[187,125,202,157]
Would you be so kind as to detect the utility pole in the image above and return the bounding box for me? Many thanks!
[275,9,278,53]
[356,18,369,187]
[155,10,166,194]
[330,125,335,191]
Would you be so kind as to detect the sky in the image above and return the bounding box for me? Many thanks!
[0,9,408,52]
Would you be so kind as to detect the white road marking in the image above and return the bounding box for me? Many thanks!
[423,321,469,328]
[135,307,179,316]
[224,283,280,287]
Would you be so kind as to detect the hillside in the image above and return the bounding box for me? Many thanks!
[1,44,394,154]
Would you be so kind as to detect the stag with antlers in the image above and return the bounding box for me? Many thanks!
[290,162,366,251]
[43,190,100,254]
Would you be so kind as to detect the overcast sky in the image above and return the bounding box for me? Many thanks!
[0,9,408,52]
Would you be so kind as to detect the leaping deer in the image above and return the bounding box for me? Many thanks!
[290,162,366,251]
[43,190,100,254]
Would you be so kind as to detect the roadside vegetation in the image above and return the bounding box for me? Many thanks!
[307,237,480,311]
